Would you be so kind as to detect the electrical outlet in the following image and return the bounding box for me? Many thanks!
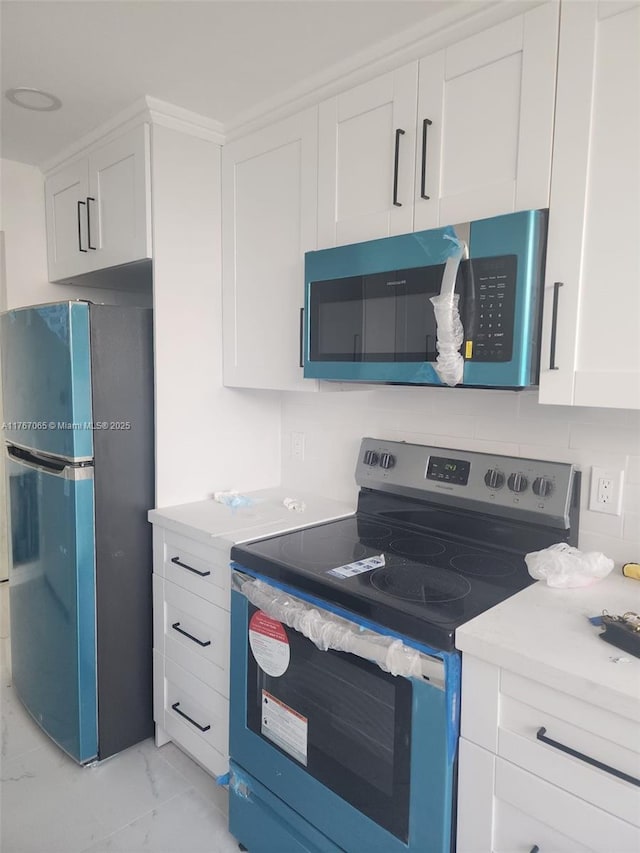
[589,467,624,515]
[291,431,305,461]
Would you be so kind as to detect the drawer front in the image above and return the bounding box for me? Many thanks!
[495,758,640,853]
[153,576,230,698]
[153,651,229,778]
[498,671,640,824]
[494,798,592,853]
[153,526,230,608]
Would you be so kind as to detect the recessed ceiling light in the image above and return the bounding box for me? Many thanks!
[5,87,62,112]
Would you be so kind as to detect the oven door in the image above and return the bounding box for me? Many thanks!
[229,579,458,853]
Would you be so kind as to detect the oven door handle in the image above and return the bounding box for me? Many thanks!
[232,570,445,688]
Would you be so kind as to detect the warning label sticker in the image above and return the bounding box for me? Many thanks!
[261,690,308,766]
[249,611,290,677]
[327,554,385,579]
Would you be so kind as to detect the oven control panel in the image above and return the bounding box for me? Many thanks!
[356,438,579,529]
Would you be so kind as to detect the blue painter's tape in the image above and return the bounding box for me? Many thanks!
[216,772,230,787]
[444,653,462,764]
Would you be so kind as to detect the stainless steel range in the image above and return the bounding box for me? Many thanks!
[227,438,581,853]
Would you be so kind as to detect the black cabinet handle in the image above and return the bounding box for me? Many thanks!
[77,200,87,252]
[536,727,640,787]
[86,197,96,250]
[171,621,211,647]
[299,307,304,368]
[549,282,563,370]
[530,847,539,853]
[171,701,210,732]
[170,556,211,577]
[420,118,433,200]
[392,128,405,207]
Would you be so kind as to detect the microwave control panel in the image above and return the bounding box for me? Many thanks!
[469,255,517,362]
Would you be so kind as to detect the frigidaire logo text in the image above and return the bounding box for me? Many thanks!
[385,279,407,286]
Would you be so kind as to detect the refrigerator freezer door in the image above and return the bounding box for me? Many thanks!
[0,302,93,460]
[7,452,98,763]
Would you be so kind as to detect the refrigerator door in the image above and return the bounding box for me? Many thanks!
[7,447,98,763]
[0,301,93,460]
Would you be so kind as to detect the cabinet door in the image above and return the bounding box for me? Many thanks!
[222,108,318,390]
[45,159,91,282]
[539,1,640,409]
[87,123,152,271]
[415,3,558,230]
[317,64,418,248]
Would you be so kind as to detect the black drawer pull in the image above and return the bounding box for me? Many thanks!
[530,847,539,853]
[420,118,433,200]
[170,556,210,577]
[86,196,96,250]
[77,200,87,252]
[392,128,405,207]
[171,701,210,732]
[549,281,563,370]
[171,621,211,647]
[536,727,640,787]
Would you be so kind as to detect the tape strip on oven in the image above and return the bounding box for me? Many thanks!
[233,571,444,687]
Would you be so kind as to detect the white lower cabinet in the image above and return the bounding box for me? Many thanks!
[151,523,232,777]
[457,656,640,853]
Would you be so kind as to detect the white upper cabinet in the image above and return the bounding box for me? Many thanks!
[539,1,640,409]
[317,64,418,248]
[414,2,558,230]
[222,108,318,391]
[45,123,152,282]
[317,3,559,247]
[45,159,91,282]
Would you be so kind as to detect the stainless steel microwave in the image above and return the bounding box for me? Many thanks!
[303,209,548,388]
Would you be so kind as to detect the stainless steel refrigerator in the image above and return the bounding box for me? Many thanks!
[1,300,154,763]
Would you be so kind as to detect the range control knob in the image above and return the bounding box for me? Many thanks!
[484,469,505,490]
[379,452,396,470]
[532,476,554,498]
[507,472,529,493]
[363,450,379,467]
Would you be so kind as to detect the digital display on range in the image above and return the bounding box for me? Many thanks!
[426,456,471,486]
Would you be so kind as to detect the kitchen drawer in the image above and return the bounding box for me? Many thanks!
[153,527,230,609]
[153,651,229,777]
[153,576,230,699]
[497,671,640,824]
[494,757,640,853]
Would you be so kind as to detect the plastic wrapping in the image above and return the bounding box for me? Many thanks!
[429,234,467,386]
[283,497,306,512]
[233,572,444,686]
[525,542,614,588]
[213,490,256,509]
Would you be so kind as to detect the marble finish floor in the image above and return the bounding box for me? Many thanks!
[0,584,241,853]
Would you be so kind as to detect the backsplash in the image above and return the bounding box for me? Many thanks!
[281,387,640,565]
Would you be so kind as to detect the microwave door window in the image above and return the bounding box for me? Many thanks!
[317,297,364,361]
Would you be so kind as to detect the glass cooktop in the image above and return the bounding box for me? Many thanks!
[230,513,535,651]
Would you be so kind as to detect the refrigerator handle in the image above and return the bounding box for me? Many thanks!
[6,445,92,480]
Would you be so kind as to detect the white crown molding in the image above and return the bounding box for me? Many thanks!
[41,96,225,173]
[41,0,544,169]
[224,0,541,142]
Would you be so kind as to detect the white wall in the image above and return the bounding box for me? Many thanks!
[151,125,281,507]
[281,386,640,564]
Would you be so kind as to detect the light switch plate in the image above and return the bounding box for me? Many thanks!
[589,467,624,515]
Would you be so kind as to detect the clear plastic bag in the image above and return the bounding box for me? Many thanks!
[525,542,614,588]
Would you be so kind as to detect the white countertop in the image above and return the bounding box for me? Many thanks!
[148,488,355,547]
[456,572,640,721]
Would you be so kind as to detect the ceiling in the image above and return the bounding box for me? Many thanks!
[1,0,453,167]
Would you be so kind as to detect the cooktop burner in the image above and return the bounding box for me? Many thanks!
[231,438,580,651]
[230,513,532,650]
